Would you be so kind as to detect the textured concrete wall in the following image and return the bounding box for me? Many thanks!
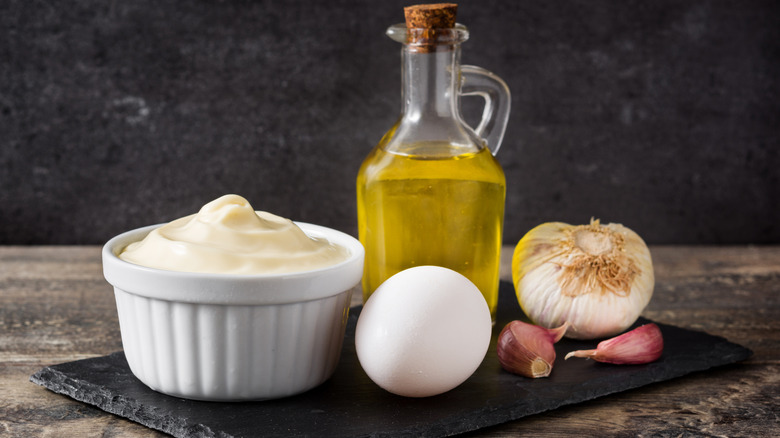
[2,0,778,244]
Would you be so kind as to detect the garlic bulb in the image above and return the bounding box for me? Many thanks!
[512,219,654,340]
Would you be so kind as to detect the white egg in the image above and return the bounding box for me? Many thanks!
[355,266,492,397]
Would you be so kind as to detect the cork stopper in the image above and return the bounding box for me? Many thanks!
[404,3,457,29]
[403,3,458,53]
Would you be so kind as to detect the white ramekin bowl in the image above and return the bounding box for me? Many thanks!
[102,222,364,401]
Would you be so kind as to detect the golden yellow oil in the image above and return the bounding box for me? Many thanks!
[357,142,506,319]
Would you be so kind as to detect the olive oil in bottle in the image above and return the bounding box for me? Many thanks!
[357,4,511,320]
[357,143,505,317]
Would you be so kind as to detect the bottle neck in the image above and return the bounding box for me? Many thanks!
[401,45,461,123]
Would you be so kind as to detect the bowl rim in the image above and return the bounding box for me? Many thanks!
[102,222,364,305]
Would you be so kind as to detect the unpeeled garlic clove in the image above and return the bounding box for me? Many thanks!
[564,323,663,365]
[497,320,569,378]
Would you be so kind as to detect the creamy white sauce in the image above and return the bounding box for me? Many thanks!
[119,194,350,275]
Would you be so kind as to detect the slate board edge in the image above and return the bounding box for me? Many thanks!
[29,325,753,438]
[334,323,755,438]
[30,366,223,438]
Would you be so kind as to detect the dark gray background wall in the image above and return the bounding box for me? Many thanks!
[2,0,778,245]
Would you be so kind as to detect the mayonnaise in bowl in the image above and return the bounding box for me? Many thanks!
[119,194,350,275]
[103,195,364,401]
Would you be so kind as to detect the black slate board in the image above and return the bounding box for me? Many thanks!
[31,282,752,437]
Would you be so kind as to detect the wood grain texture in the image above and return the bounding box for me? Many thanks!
[1,246,778,437]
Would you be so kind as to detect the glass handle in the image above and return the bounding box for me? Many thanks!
[460,65,511,155]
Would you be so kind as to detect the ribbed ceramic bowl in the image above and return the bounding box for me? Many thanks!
[102,223,364,401]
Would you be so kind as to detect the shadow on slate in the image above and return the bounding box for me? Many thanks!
[30,282,753,437]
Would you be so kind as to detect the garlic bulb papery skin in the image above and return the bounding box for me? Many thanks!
[512,219,654,340]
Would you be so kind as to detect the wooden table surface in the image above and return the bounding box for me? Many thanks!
[1,245,778,437]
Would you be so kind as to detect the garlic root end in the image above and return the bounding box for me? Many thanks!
[530,358,552,378]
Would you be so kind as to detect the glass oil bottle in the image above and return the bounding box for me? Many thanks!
[357,3,511,320]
